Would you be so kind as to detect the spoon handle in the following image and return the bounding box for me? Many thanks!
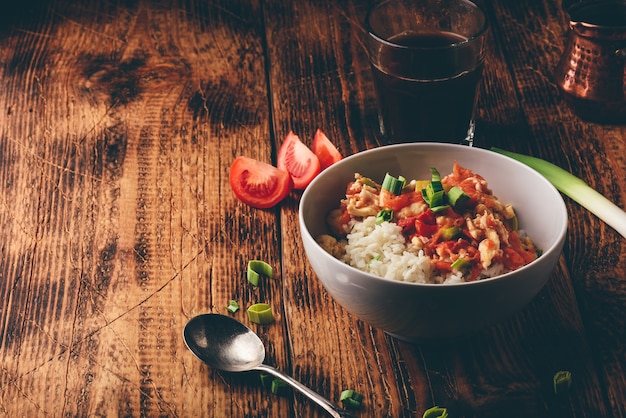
[254,364,353,418]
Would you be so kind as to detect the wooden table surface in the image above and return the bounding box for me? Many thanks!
[1,0,625,417]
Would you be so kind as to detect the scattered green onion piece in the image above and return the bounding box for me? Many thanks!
[247,303,274,325]
[340,389,364,409]
[247,260,273,286]
[553,370,572,395]
[271,378,290,396]
[259,373,273,388]
[376,209,394,224]
[422,168,446,209]
[451,258,471,270]
[430,204,450,213]
[360,177,378,188]
[441,226,461,241]
[226,300,239,314]
[491,147,626,239]
[429,189,446,208]
[429,167,443,190]
[423,406,448,418]
[369,254,382,265]
[508,214,519,231]
[247,270,260,286]
[398,175,407,189]
[382,173,405,195]
[448,186,469,210]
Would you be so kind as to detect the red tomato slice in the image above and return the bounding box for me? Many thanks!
[229,156,293,208]
[312,129,342,170]
[415,209,438,237]
[277,131,321,190]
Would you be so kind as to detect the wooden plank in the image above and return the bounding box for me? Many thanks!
[488,2,626,417]
[0,0,285,416]
[263,1,413,416]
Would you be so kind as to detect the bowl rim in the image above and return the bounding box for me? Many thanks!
[299,143,568,288]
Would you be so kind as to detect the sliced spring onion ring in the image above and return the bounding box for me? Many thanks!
[247,303,274,324]
[376,209,393,224]
[423,406,449,418]
[451,258,471,270]
[429,167,443,188]
[271,379,290,396]
[447,186,469,210]
[382,173,405,195]
[553,370,572,395]
[441,226,462,241]
[492,147,626,239]
[360,177,378,189]
[247,260,273,286]
[259,373,273,388]
[422,167,450,212]
[226,300,239,313]
[340,389,364,409]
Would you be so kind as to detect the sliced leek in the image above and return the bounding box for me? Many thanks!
[553,370,572,395]
[492,148,626,239]
[247,260,273,286]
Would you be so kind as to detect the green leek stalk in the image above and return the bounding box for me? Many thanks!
[492,148,626,239]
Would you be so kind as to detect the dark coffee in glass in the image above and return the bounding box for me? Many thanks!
[365,0,488,145]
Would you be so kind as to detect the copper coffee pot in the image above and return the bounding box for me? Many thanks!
[555,1,626,123]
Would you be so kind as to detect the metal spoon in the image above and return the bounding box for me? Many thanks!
[183,313,353,418]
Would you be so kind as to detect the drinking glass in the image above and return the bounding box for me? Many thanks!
[365,0,488,145]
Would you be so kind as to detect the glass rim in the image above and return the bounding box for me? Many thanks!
[364,0,489,51]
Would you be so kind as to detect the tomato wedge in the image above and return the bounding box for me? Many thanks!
[312,129,342,170]
[229,156,293,208]
[277,131,321,190]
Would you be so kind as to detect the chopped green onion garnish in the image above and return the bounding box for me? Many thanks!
[441,226,461,241]
[226,299,239,313]
[430,204,450,213]
[271,378,290,396]
[260,374,291,396]
[247,260,273,286]
[340,389,363,409]
[422,167,447,210]
[429,167,443,186]
[553,370,572,395]
[429,189,446,208]
[423,406,448,418]
[360,177,378,188]
[492,147,626,239]
[259,373,273,388]
[451,258,471,270]
[448,186,469,210]
[376,209,394,224]
[428,168,444,194]
[382,173,405,195]
[247,303,274,325]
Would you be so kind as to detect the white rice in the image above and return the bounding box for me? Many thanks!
[342,216,503,284]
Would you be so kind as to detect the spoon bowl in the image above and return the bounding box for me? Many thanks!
[183,313,353,418]
[184,313,265,372]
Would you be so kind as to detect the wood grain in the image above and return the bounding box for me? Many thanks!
[0,0,624,417]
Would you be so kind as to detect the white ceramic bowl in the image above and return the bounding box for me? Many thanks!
[299,143,568,341]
